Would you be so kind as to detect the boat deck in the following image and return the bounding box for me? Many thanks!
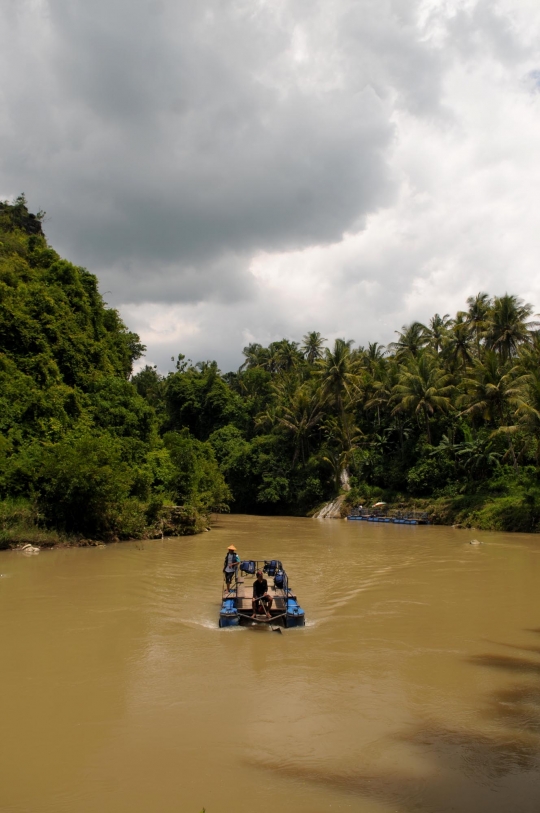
[223,578,288,616]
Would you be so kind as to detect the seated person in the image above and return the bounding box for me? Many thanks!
[252,570,273,618]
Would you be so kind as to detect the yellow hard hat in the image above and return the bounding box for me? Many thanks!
[227,545,237,551]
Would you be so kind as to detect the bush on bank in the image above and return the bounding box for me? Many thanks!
[0,498,62,549]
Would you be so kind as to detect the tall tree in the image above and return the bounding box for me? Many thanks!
[443,315,474,370]
[460,352,522,425]
[272,379,327,464]
[317,339,359,418]
[460,351,526,468]
[391,354,454,444]
[465,291,491,354]
[240,343,269,371]
[389,322,428,359]
[485,294,538,363]
[316,338,361,475]
[425,313,452,355]
[301,331,327,364]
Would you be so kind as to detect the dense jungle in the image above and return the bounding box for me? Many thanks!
[2,196,540,545]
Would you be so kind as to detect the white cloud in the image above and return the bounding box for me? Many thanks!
[2,0,540,372]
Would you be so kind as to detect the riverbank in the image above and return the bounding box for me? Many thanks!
[5,482,540,550]
[0,499,211,550]
[341,476,540,533]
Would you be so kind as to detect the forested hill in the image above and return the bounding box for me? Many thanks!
[3,196,540,544]
[0,197,228,546]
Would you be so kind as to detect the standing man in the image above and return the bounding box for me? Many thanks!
[223,545,240,590]
[251,570,273,619]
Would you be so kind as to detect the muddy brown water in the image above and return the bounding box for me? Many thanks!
[1,515,540,813]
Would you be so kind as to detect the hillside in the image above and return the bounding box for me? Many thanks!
[0,197,228,546]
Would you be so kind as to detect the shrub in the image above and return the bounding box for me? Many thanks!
[29,432,133,536]
[407,456,455,496]
[164,429,230,512]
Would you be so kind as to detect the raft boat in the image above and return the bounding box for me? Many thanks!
[219,559,305,628]
[347,509,430,525]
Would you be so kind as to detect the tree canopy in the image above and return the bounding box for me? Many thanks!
[3,195,540,540]
[0,197,227,542]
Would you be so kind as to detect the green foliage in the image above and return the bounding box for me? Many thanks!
[0,498,62,549]
[406,456,455,496]
[13,432,133,535]
[4,195,540,535]
[0,198,228,542]
[164,361,246,439]
[164,430,230,512]
[141,289,540,526]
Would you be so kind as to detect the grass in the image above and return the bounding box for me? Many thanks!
[0,498,62,549]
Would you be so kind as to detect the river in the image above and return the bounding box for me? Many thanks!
[1,515,540,813]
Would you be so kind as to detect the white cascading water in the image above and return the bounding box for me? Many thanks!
[313,468,350,518]
[313,494,345,519]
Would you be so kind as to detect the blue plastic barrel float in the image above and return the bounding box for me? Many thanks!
[285,597,305,628]
[219,598,239,627]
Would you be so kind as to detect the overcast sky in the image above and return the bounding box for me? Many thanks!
[2,0,540,372]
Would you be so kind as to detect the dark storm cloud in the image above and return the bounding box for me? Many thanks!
[0,0,443,304]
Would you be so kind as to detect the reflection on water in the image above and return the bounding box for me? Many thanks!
[1,515,540,812]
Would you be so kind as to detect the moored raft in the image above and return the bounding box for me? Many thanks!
[219,559,305,629]
[347,508,430,525]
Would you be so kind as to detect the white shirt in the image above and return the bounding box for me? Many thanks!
[225,552,238,573]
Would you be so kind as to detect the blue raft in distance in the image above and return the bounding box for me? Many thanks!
[347,513,430,525]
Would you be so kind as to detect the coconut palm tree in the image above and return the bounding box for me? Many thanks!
[254,403,279,432]
[459,351,527,469]
[271,379,327,465]
[517,330,540,373]
[364,360,399,426]
[508,369,540,465]
[460,352,524,425]
[316,339,360,418]
[391,353,455,444]
[365,358,413,459]
[424,313,452,355]
[323,412,363,489]
[443,315,474,370]
[389,322,428,360]
[272,339,303,372]
[241,343,270,371]
[301,331,327,364]
[366,341,386,362]
[315,339,363,485]
[452,425,502,479]
[485,294,538,363]
[465,292,491,355]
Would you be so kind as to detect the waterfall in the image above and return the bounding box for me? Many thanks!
[313,494,345,519]
[340,467,351,491]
